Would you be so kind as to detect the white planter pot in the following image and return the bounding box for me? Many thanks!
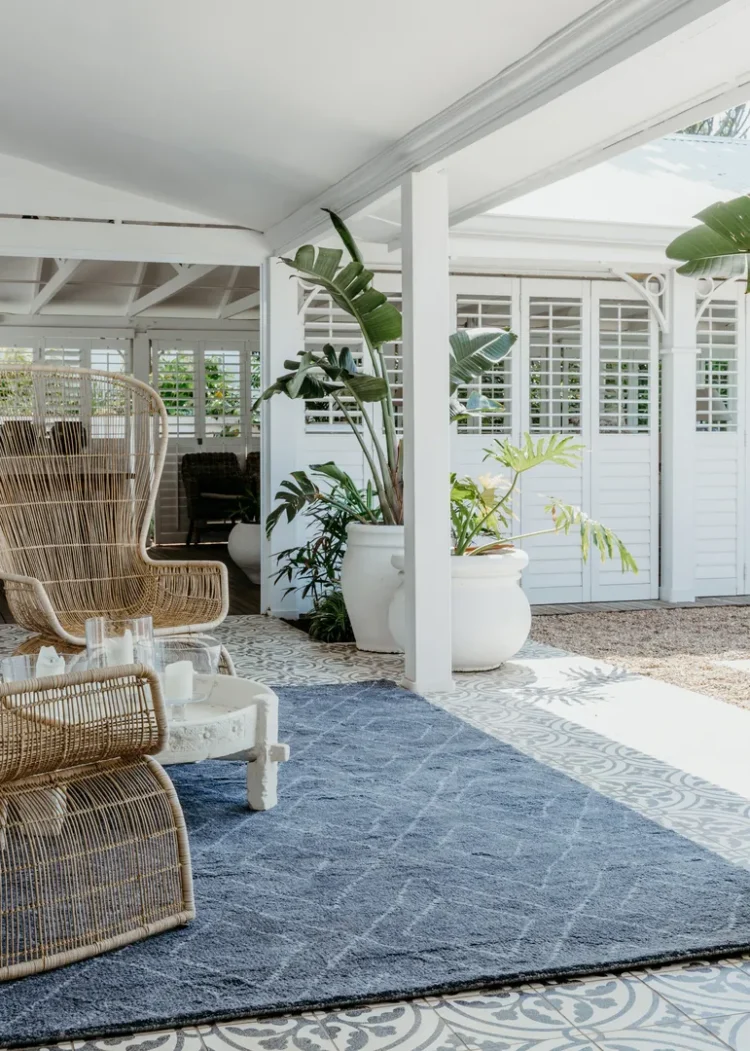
[227,522,262,585]
[388,549,531,671]
[340,523,404,653]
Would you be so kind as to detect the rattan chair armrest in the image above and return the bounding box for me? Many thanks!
[0,664,167,784]
[145,557,229,629]
[0,570,73,639]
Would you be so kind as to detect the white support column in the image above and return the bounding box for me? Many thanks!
[131,332,150,384]
[660,271,697,603]
[260,257,302,617]
[401,169,454,693]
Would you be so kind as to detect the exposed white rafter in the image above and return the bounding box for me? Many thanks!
[28,258,81,314]
[126,260,148,314]
[219,290,260,319]
[265,0,729,253]
[127,263,217,316]
[30,257,44,304]
[216,266,240,318]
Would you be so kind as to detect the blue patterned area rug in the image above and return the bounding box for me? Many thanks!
[6,679,750,1046]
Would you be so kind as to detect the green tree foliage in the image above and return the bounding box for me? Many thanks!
[679,104,750,138]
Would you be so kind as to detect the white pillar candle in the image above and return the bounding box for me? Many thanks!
[35,645,66,678]
[105,629,134,666]
[164,660,193,702]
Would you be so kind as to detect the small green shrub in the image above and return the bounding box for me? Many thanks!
[308,590,354,643]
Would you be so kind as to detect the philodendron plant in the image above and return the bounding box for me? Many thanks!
[666,194,750,286]
[254,209,516,527]
[450,433,638,572]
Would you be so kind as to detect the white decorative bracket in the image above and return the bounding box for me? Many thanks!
[610,269,669,333]
[694,275,742,324]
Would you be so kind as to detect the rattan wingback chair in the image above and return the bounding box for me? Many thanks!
[0,665,194,980]
[0,365,229,644]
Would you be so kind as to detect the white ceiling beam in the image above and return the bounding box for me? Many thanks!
[0,218,269,265]
[28,258,81,314]
[265,0,729,254]
[127,263,217,316]
[219,290,260,319]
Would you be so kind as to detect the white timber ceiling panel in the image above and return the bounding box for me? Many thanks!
[0,258,259,318]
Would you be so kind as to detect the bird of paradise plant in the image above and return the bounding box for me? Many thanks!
[254,209,517,527]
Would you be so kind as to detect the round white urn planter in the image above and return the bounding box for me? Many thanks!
[227,523,262,585]
[340,523,404,653]
[388,549,531,671]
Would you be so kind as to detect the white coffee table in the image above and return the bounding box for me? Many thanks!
[155,674,290,810]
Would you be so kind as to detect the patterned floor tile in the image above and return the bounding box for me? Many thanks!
[454,1035,600,1051]
[427,989,573,1044]
[318,1001,463,1051]
[702,1011,750,1049]
[541,974,688,1034]
[199,1014,335,1051]
[71,1030,204,1051]
[588,1018,730,1049]
[640,960,750,1019]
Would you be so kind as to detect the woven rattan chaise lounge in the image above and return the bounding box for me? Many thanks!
[0,664,194,980]
[0,365,229,645]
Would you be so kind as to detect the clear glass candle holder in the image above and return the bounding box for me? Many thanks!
[84,616,154,668]
[1,650,70,683]
[151,635,221,706]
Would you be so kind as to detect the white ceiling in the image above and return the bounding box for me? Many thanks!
[0,0,743,262]
[0,0,598,230]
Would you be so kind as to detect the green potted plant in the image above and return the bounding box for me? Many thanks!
[256,209,516,652]
[269,465,379,643]
[388,435,637,669]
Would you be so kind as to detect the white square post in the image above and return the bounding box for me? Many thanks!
[260,256,302,616]
[401,169,454,693]
[660,270,697,603]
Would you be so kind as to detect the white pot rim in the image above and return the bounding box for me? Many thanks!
[451,548,529,576]
[391,548,529,575]
[346,522,405,545]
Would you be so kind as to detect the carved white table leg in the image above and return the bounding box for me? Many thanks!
[247,743,290,810]
[156,675,290,811]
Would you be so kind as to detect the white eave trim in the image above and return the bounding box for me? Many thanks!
[443,214,689,269]
[0,218,270,265]
[450,213,687,248]
[265,0,729,254]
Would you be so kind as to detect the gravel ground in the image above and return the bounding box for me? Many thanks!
[530,606,750,709]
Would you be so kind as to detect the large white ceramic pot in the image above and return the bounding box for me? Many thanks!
[340,523,404,652]
[227,522,262,585]
[388,548,531,671]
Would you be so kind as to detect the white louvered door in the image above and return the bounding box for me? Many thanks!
[590,282,659,600]
[517,280,591,603]
[694,288,746,596]
[450,277,660,603]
